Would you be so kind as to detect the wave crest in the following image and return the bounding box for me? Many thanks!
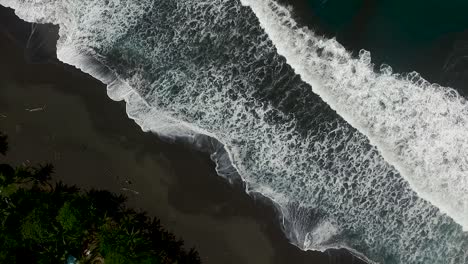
[242,0,468,231]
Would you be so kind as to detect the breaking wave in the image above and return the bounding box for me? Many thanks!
[243,0,468,232]
[2,0,468,263]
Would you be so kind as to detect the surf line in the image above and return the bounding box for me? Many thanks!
[241,0,468,230]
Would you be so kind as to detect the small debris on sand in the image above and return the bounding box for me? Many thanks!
[121,188,139,195]
[25,105,46,112]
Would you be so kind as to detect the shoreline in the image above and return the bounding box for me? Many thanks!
[0,5,362,264]
[5,1,466,262]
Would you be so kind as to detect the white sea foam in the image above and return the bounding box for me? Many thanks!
[241,0,468,230]
[2,0,468,263]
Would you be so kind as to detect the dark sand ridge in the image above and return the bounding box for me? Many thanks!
[0,6,363,264]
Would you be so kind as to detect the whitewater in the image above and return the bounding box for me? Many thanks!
[2,0,468,263]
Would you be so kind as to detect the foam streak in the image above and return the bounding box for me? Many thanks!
[2,0,468,263]
[241,0,468,230]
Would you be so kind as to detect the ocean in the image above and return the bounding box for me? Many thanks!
[284,0,468,95]
[2,0,468,263]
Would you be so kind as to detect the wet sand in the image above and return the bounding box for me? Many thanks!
[0,6,362,264]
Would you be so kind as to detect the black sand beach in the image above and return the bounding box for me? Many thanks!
[0,6,363,264]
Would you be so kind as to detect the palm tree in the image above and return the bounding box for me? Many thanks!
[0,132,202,264]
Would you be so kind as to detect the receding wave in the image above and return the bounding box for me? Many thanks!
[2,0,468,263]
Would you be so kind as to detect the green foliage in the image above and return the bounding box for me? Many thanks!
[57,201,83,232]
[0,133,201,264]
[20,208,55,243]
[0,162,54,191]
[0,182,18,197]
[98,214,156,264]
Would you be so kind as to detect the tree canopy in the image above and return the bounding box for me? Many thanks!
[0,132,201,264]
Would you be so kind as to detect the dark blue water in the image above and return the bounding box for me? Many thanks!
[287,0,468,95]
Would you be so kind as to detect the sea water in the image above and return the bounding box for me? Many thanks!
[2,0,468,263]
